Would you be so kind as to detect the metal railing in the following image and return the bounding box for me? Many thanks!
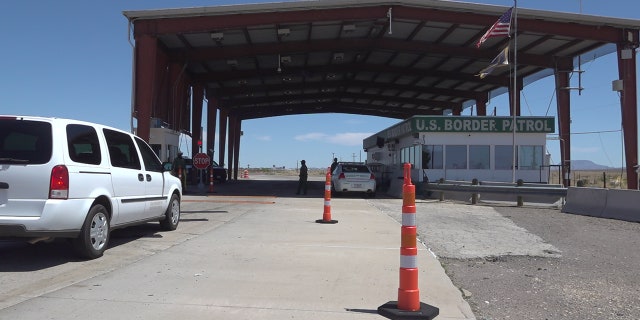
[421,179,567,206]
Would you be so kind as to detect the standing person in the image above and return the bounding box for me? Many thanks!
[172,152,186,189]
[330,157,338,174]
[296,159,308,195]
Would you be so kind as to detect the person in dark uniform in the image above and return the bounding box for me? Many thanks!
[330,157,338,174]
[296,159,308,195]
[172,152,186,189]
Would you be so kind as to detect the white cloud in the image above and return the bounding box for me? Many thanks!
[294,132,328,141]
[327,132,373,146]
[294,132,373,146]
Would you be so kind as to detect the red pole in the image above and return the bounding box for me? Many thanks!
[208,167,215,193]
[316,167,337,224]
[178,167,185,190]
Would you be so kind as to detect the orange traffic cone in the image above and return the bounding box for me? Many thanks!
[316,167,337,224]
[378,163,439,320]
[243,169,249,179]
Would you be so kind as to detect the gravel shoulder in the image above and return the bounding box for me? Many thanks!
[369,199,640,320]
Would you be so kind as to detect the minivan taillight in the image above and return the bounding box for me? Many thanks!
[338,173,345,179]
[370,173,376,180]
[49,165,69,199]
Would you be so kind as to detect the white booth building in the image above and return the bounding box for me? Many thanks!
[148,118,181,163]
[363,116,555,188]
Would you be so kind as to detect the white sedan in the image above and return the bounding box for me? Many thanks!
[331,162,377,197]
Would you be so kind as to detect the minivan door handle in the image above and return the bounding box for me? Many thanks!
[138,173,144,181]
[146,174,152,182]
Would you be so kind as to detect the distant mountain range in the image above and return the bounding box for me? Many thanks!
[569,160,616,170]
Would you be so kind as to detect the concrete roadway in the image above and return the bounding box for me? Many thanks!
[4,174,636,319]
[0,175,473,320]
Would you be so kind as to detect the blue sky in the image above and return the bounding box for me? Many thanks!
[1,1,638,169]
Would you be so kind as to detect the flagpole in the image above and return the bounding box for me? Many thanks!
[475,5,518,182]
[511,0,518,183]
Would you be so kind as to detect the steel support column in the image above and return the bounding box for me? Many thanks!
[218,109,228,169]
[476,95,488,116]
[206,94,218,161]
[168,63,188,132]
[154,51,170,122]
[227,115,237,181]
[133,34,157,141]
[555,68,572,187]
[508,82,522,117]
[191,85,204,158]
[617,42,639,189]
[233,119,242,181]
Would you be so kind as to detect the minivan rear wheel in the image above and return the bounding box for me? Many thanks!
[73,204,110,259]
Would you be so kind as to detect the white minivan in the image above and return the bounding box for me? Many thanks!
[0,116,182,259]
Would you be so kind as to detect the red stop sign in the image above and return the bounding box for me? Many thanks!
[193,153,210,170]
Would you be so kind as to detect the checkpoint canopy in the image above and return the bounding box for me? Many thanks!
[123,0,639,186]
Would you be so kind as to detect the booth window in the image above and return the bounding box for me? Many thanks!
[495,145,516,170]
[518,145,543,170]
[445,145,467,169]
[469,145,490,169]
[401,145,421,168]
[422,145,443,169]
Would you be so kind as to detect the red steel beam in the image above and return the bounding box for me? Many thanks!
[618,43,638,189]
[133,34,157,142]
[555,69,572,187]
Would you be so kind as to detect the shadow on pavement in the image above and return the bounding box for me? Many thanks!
[185,177,396,199]
[0,223,166,271]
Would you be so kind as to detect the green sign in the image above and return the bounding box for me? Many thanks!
[363,116,555,149]
[411,116,555,133]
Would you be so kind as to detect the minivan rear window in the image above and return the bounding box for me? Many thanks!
[0,119,52,164]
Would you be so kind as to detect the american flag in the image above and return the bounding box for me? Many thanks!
[476,7,513,48]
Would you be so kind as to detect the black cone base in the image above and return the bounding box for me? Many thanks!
[315,219,338,224]
[378,301,439,320]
